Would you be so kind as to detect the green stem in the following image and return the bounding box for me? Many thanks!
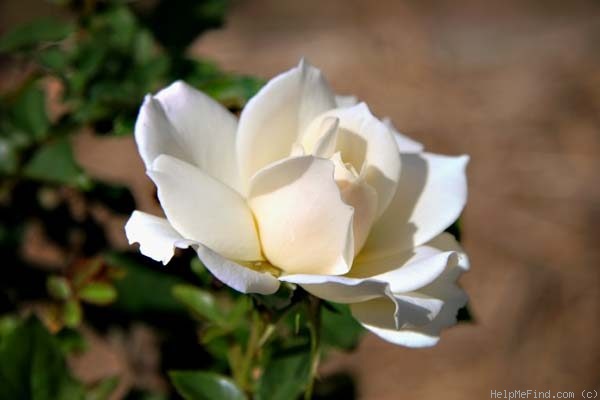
[305,296,322,400]
[238,309,262,393]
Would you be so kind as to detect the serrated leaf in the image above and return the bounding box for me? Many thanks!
[0,317,85,400]
[0,18,74,52]
[23,137,91,189]
[172,284,223,324]
[169,371,246,400]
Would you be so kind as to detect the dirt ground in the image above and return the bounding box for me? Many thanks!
[3,0,600,398]
[190,0,600,398]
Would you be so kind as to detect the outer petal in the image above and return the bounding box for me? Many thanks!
[335,95,358,108]
[248,156,354,275]
[350,282,468,347]
[301,103,401,217]
[333,95,423,153]
[381,117,424,153]
[237,60,336,189]
[125,211,190,264]
[361,153,469,258]
[124,212,279,294]
[280,233,464,304]
[135,81,241,192]
[351,234,469,347]
[195,244,280,295]
[148,155,262,261]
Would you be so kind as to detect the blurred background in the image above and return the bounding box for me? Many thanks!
[1,0,599,399]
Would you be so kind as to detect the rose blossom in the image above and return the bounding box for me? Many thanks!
[125,60,469,347]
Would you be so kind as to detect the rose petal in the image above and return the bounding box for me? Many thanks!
[194,243,280,295]
[382,117,424,153]
[312,117,340,158]
[248,156,354,275]
[237,60,336,190]
[350,234,469,347]
[361,153,469,258]
[135,81,241,192]
[124,211,279,294]
[281,233,465,303]
[350,283,468,347]
[335,95,358,108]
[301,103,401,217]
[125,211,190,264]
[148,155,262,261]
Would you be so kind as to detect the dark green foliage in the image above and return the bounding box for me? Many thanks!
[320,302,364,350]
[0,317,85,400]
[169,370,246,400]
[105,252,185,314]
[0,18,74,52]
[256,352,311,400]
[0,1,371,398]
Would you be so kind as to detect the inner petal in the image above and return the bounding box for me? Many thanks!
[335,128,367,173]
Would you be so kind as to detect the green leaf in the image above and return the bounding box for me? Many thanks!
[36,47,69,71]
[190,257,213,286]
[47,276,72,300]
[86,376,119,400]
[0,317,85,400]
[11,83,49,139]
[104,252,185,314]
[23,137,91,189]
[62,299,82,328]
[320,302,364,350]
[85,180,135,214]
[172,284,223,324]
[256,352,310,400]
[0,18,74,52]
[169,370,246,400]
[0,315,18,344]
[55,328,87,355]
[78,282,117,305]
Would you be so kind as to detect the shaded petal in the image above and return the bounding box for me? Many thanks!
[124,211,191,265]
[148,155,262,261]
[339,179,378,254]
[312,117,340,158]
[135,81,241,191]
[281,233,465,303]
[361,153,469,257]
[237,60,336,189]
[124,214,279,295]
[350,234,469,347]
[350,283,467,347]
[335,95,358,108]
[248,156,354,275]
[302,103,401,217]
[195,243,280,295]
[382,117,424,153]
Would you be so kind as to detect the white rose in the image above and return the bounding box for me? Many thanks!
[125,60,469,347]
